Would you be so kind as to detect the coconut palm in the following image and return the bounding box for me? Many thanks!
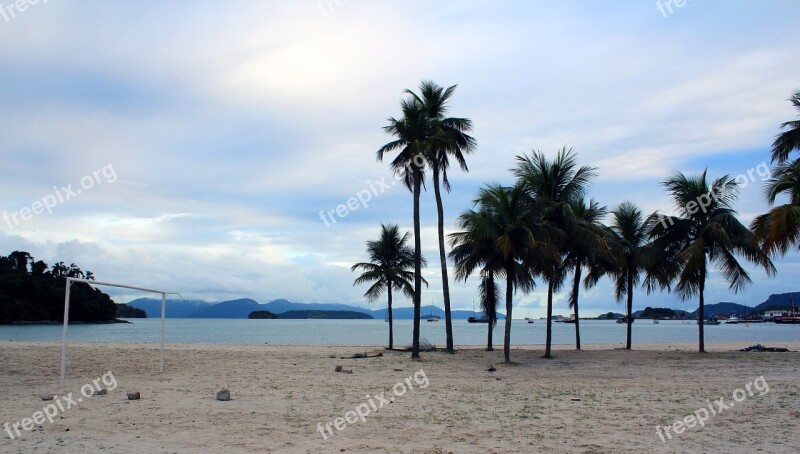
[351,224,426,349]
[406,80,477,353]
[771,90,800,164]
[449,206,504,351]
[513,147,596,359]
[562,199,609,350]
[650,171,775,352]
[451,183,545,363]
[597,202,654,350]
[751,159,800,255]
[377,96,430,359]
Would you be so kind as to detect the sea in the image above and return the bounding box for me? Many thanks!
[1,319,798,346]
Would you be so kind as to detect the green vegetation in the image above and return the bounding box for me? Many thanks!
[752,91,800,256]
[248,310,277,319]
[277,310,372,320]
[352,224,424,349]
[0,250,116,324]
[116,304,147,318]
[639,307,677,319]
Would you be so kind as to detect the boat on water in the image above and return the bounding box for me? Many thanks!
[467,299,489,323]
[700,317,721,325]
[653,319,660,324]
[426,302,440,322]
[725,315,741,324]
[773,315,800,324]
[616,315,634,324]
[525,318,535,324]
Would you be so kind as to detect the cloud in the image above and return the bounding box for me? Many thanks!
[1,1,798,317]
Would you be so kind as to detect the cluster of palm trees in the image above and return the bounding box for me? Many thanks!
[353,83,800,363]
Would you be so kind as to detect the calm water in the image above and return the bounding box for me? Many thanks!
[1,319,798,346]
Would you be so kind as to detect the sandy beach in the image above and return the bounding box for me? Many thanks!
[1,341,799,453]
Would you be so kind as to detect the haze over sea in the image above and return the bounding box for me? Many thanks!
[2,319,798,346]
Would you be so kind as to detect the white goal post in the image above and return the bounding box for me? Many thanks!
[60,277,176,386]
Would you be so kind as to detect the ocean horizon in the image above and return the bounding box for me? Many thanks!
[2,318,798,346]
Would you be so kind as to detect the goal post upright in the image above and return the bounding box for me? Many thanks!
[60,277,174,387]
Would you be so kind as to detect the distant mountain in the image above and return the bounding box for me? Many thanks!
[188,298,262,318]
[752,292,800,314]
[372,305,505,320]
[687,302,749,318]
[127,298,508,320]
[261,299,374,316]
[127,298,209,318]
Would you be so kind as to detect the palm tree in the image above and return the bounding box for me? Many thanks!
[599,202,653,349]
[751,159,800,255]
[650,171,775,352]
[753,91,800,255]
[449,206,505,351]
[562,199,609,350]
[352,224,425,349]
[406,80,476,353]
[513,147,595,359]
[771,90,800,164]
[377,95,430,359]
[451,183,544,363]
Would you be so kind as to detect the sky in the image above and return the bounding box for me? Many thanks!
[1,0,799,318]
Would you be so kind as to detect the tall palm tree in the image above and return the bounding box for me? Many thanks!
[751,159,800,255]
[597,202,653,350]
[563,199,609,350]
[513,147,595,359]
[650,171,775,352]
[406,80,476,353]
[451,183,545,363]
[771,90,800,164]
[377,96,430,359]
[351,224,425,349]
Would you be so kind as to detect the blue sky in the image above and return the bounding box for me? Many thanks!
[1,0,798,317]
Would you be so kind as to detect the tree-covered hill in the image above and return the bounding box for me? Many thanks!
[0,250,117,324]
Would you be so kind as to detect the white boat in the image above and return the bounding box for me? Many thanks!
[426,301,439,322]
[725,315,741,324]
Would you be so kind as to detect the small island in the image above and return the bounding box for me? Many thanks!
[278,310,373,319]
[248,310,278,319]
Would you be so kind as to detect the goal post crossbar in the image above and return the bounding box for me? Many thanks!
[61,277,176,386]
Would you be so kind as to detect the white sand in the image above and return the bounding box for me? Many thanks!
[1,341,799,453]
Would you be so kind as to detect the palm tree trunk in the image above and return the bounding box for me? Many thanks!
[626,268,633,350]
[486,271,495,351]
[698,274,705,353]
[503,267,514,364]
[387,282,393,350]
[412,166,422,360]
[544,279,554,359]
[487,321,494,351]
[571,262,582,350]
[432,167,454,353]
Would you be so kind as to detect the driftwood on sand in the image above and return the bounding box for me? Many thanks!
[739,344,793,352]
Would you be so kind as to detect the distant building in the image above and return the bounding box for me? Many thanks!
[765,310,788,318]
